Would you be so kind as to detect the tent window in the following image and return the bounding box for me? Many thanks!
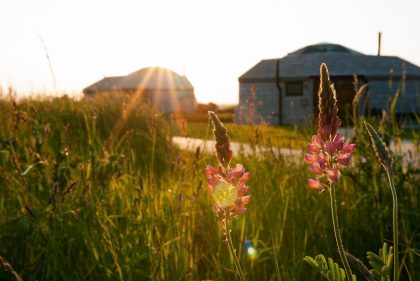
[286,82,303,96]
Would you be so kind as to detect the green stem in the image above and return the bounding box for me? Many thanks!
[224,213,246,281]
[329,184,353,281]
[386,170,398,281]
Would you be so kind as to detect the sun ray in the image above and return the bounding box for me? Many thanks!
[153,67,164,112]
[105,67,155,147]
[166,68,181,114]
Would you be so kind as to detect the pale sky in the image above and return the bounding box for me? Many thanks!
[1,0,419,104]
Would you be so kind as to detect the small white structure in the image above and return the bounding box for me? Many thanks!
[84,67,197,113]
[237,43,420,125]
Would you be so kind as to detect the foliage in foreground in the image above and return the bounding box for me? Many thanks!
[0,95,419,280]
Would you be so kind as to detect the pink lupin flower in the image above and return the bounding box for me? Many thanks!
[205,112,251,221]
[305,64,355,190]
[206,111,249,281]
[306,64,356,281]
[204,163,251,216]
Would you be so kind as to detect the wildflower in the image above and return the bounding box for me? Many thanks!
[205,163,251,217]
[305,63,356,190]
[205,111,249,281]
[305,64,355,281]
[205,111,251,221]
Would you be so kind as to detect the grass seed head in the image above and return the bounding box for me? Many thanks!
[364,121,393,172]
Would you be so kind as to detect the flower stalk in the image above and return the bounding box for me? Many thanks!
[329,183,353,281]
[387,171,398,281]
[224,211,246,281]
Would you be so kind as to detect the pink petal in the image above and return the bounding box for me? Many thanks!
[312,134,324,146]
[207,176,226,190]
[308,143,320,152]
[231,164,245,179]
[337,153,351,166]
[234,163,244,173]
[304,153,318,163]
[238,185,249,195]
[318,154,327,169]
[327,168,341,183]
[334,134,345,143]
[310,163,323,174]
[241,195,252,204]
[325,141,337,154]
[342,143,355,153]
[240,172,250,181]
[204,165,218,176]
[307,179,325,190]
[206,176,220,188]
[235,206,247,215]
[334,134,344,150]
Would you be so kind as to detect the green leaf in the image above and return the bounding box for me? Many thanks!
[304,256,319,268]
[367,243,393,281]
[305,254,356,281]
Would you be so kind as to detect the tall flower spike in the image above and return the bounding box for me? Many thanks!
[209,111,233,168]
[205,112,249,281]
[305,63,355,190]
[318,63,341,141]
[205,112,251,219]
[305,63,355,281]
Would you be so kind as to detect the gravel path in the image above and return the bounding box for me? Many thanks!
[172,136,419,168]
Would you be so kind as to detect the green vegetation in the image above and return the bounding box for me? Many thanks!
[0,95,419,280]
[173,121,312,149]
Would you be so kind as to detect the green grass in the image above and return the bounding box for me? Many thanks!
[173,121,312,149]
[0,95,419,280]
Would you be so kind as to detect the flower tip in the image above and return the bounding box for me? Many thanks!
[307,179,324,190]
[342,143,356,153]
[337,153,351,166]
[320,63,329,78]
[304,154,317,163]
[241,195,252,204]
[308,143,319,152]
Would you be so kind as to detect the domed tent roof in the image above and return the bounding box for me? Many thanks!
[239,42,420,81]
[118,67,193,90]
[289,43,363,55]
[83,66,193,94]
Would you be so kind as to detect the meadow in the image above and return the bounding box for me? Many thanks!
[0,93,419,280]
